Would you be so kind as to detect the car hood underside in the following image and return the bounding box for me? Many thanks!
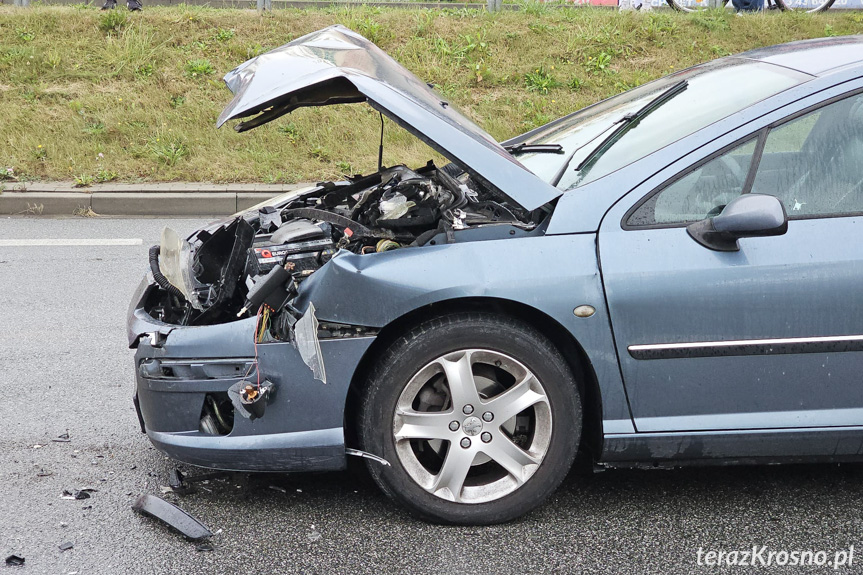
[216,25,561,212]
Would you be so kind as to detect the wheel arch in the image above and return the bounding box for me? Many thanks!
[343,296,603,460]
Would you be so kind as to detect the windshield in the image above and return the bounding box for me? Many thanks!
[515,59,810,191]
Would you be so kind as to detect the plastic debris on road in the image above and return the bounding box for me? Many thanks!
[132,494,213,540]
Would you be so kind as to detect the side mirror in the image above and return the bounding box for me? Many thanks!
[686,194,788,252]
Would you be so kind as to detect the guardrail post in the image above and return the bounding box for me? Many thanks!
[487,0,502,11]
[14,0,30,7]
[257,0,272,11]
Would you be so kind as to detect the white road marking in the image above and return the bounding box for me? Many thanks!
[0,238,143,247]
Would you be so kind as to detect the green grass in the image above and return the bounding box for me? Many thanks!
[1,5,861,184]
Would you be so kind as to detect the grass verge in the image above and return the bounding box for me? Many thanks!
[1,5,861,183]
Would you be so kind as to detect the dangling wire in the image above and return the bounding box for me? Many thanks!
[256,306,270,342]
[245,304,279,391]
[252,305,266,390]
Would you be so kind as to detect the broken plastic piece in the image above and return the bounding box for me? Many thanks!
[240,383,268,419]
[168,468,229,494]
[61,489,94,500]
[228,380,274,420]
[5,555,24,567]
[195,542,215,552]
[158,226,211,310]
[378,193,415,220]
[132,494,213,540]
[237,265,293,317]
[258,206,281,232]
[294,302,326,383]
[270,219,328,245]
[58,542,73,552]
[168,468,184,491]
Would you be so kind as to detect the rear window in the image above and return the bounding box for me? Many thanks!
[515,59,809,191]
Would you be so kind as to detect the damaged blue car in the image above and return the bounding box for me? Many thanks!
[128,27,863,524]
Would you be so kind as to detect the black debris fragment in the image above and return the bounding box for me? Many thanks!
[195,542,215,552]
[58,542,74,552]
[52,432,71,443]
[132,494,213,540]
[61,490,87,500]
[167,469,229,495]
[168,468,184,491]
[61,488,97,500]
[5,555,25,566]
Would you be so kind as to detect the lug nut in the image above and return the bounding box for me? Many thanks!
[482,412,494,422]
[463,404,474,415]
[481,432,492,443]
[460,438,471,449]
[448,421,460,432]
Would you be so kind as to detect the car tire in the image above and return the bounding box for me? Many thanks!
[358,312,582,525]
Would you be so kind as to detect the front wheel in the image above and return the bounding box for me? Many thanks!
[358,313,582,525]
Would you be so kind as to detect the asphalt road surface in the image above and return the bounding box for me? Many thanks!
[1,216,861,575]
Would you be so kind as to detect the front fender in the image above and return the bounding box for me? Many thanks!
[295,234,634,429]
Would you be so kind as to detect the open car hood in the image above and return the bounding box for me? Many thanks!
[217,25,561,212]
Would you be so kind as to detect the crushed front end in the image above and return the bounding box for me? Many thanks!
[129,275,373,472]
[128,160,539,472]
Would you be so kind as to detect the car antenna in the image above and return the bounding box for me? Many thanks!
[378,112,385,172]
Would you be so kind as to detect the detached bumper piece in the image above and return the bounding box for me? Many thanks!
[132,494,212,540]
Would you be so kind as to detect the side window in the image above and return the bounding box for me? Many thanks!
[751,93,863,217]
[627,91,863,228]
[627,138,757,227]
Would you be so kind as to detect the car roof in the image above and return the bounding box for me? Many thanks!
[736,35,863,77]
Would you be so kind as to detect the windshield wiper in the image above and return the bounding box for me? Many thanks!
[549,122,620,187]
[550,79,688,187]
[504,143,564,155]
[574,79,688,173]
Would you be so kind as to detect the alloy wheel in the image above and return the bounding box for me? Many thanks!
[392,349,553,504]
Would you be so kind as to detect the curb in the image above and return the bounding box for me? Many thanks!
[0,182,313,216]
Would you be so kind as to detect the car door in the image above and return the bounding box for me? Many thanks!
[598,88,863,433]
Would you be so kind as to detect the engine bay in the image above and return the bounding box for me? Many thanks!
[143,161,541,330]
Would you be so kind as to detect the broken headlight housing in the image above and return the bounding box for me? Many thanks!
[158,227,206,310]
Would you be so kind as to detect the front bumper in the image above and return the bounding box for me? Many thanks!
[128,275,375,472]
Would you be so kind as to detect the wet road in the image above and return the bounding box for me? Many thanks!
[1,216,861,575]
